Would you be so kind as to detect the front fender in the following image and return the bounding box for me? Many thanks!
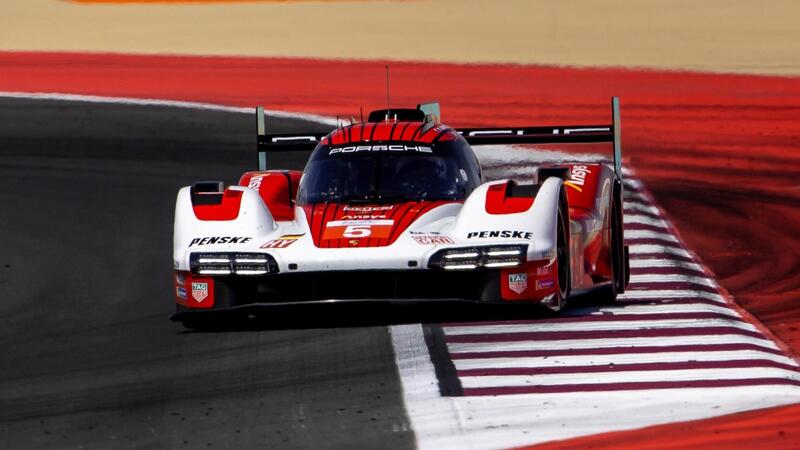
[172,186,278,267]
[449,177,563,258]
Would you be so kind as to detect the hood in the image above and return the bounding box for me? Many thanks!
[302,201,455,248]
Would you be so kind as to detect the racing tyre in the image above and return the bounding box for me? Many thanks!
[554,188,571,310]
[596,191,625,304]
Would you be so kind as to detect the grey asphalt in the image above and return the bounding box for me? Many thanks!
[0,98,416,449]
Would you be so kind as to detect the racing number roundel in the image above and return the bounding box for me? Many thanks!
[322,220,394,240]
[343,225,371,238]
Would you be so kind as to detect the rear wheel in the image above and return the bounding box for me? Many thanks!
[597,191,625,304]
[554,189,571,310]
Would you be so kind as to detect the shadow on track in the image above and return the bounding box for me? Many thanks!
[176,288,616,332]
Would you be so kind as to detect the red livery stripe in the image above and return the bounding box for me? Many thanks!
[458,359,800,377]
[461,378,800,396]
[444,326,766,344]
[449,343,789,360]
[325,121,457,146]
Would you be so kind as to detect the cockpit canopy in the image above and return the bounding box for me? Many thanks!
[296,134,482,205]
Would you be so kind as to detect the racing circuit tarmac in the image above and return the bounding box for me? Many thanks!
[0,98,423,449]
[3,96,800,449]
[2,96,642,449]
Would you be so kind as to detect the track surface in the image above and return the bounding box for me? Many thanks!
[3,94,799,449]
[0,98,414,449]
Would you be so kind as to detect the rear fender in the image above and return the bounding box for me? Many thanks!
[238,170,302,221]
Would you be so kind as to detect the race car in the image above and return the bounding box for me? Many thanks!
[171,98,629,328]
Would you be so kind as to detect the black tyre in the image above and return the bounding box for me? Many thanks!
[554,188,571,310]
[596,189,625,304]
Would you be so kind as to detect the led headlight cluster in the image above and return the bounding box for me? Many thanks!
[428,244,528,270]
[190,253,278,276]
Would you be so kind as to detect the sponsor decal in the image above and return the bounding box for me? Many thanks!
[189,236,252,246]
[341,214,387,220]
[323,219,394,239]
[342,205,394,212]
[564,165,591,192]
[536,265,553,275]
[467,230,533,240]
[536,279,556,290]
[329,145,433,155]
[176,286,187,300]
[538,250,557,259]
[191,282,208,302]
[508,273,528,294]
[412,234,455,245]
[340,206,393,220]
[261,234,304,249]
[247,175,264,190]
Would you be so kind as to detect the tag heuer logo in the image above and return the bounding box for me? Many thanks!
[191,282,208,302]
[508,273,527,294]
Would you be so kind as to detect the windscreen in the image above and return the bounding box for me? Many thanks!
[296,140,481,205]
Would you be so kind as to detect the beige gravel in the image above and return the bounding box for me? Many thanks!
[1,0,799,75]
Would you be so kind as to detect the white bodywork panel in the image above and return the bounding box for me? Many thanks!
[172,178,564,273]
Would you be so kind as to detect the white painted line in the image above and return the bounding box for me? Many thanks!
[564,302,739,318]
[626,229,680,242]
[629,244,693,258]
[453,349,798,370]
[444,318,756,336]
[447,334,778,354]
[459,367,800,389]
[624,214,670,228]
[618,289,724,302]
[621,198,659,210]
[623,190,652,203]
[628,241,684,251]
[628,258,704,272]
[389,324,469,450]
[429,386,800,449]
[629,273,717,288]
[0,91,340,126]
[623,202,663,216]
[622,178,645,190]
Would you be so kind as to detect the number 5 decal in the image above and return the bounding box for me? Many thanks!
[343,225,372,238]
[322,219,395,240]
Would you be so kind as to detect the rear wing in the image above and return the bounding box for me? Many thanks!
[256,97,623,178]
[457,97,623,178]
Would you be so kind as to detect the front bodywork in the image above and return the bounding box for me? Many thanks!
[172,162,619,320]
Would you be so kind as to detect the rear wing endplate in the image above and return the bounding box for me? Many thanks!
[256,106,328,170]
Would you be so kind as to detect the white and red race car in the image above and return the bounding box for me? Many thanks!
[171,99,629,328]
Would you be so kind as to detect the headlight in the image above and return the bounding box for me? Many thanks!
[428,244,528,270]
[190,252,278,276]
